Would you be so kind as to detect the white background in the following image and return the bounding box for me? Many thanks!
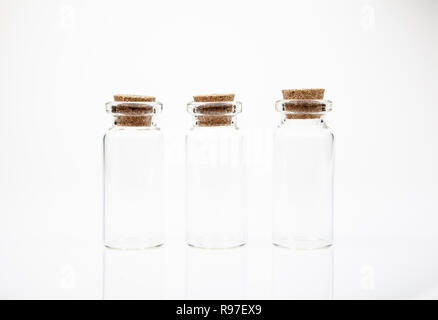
[1,0,438,299]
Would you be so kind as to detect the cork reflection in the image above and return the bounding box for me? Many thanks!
[272,246,334,299]
[103,247,164,299]
[185,246,246,299]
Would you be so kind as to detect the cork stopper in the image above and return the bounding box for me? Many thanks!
[114,94,156,102]
[112,94,156,127]
[282,88,325,100]
[194,94,235,102]
[282,88,325,119]
[192,93,236,127]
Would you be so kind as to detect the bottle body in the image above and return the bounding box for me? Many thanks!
[273,117,334,249]
[185,100,246,249]
[104,126,164,249]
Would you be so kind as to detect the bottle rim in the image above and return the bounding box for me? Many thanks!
[275,99,332,114]
[105,100,163,116]
[187,101,242,116]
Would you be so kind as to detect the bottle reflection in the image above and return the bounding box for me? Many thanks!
[272,247,333,299]
[186,247,246,299]
[103,247,164,299]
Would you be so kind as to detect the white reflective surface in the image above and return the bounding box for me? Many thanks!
[1,235,438,299]
[103,247,165,299]
[273,247,333,299]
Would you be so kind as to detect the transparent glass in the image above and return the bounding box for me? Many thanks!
[186,101,246,249]
[103,100,164,249]
[273,99,334,249]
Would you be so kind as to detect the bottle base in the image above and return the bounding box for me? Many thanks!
[188,242,246,250]
[187,236,246,249]
[273,237,332,250]
[104,237,163,250]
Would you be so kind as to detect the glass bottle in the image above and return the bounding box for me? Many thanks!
[273,89,334,249]
[186,94,246,249]
[103,94,164,249]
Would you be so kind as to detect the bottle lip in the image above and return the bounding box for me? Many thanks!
[275,99,333,114]
[106,100,163,116]
[187,101,242,116]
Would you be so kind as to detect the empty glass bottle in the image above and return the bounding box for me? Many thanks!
[273,89,334,249]
[103,95,164,249]
[186,94,246,249]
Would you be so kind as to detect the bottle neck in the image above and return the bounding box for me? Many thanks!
[191,115,237,128]
[106,100,163,128]
[280,115,327,127]
[275,99,332,128]
[113,115,158,128]
[187,100,242,128]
